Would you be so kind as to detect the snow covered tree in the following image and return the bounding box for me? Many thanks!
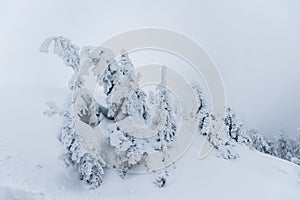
[224,107,251,146]
[288,130,300,165]
[98,51,151,175]
[204,107,256,159]
[60,109,105,182]
[266,139,276,156]
[153,66,178,151]
[203,115,239,160]
[293,130,300,159]
[41,38,159,185]
[249,128,271,154]
[216,139,239,159]
[41,37,106,188]
[43,101,106,188]
[101,51,149,123]
[42,36,234,187]
[40,36,80,70]
[40,36,84,89]
[192,84,211,136]
[274,129,293,161]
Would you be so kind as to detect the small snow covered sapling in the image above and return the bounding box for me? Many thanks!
[192,84,211,136]
[153,164,176,188]
[154,172,167,188]
[153,66,178,151]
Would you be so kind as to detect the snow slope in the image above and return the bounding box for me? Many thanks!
[0,87,299,200]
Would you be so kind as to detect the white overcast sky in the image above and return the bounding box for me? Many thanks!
[0,0,299,138]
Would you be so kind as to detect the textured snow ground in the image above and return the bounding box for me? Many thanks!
[0,86,299,200]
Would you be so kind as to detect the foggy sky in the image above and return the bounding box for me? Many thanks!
[0,0,300,138]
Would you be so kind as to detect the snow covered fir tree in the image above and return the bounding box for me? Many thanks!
[41,36,300,189]
[41,36,191,188]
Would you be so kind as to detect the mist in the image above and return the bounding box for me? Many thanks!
[0,0,299,138]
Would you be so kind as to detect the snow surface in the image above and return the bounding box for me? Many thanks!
[0,86,299,200]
